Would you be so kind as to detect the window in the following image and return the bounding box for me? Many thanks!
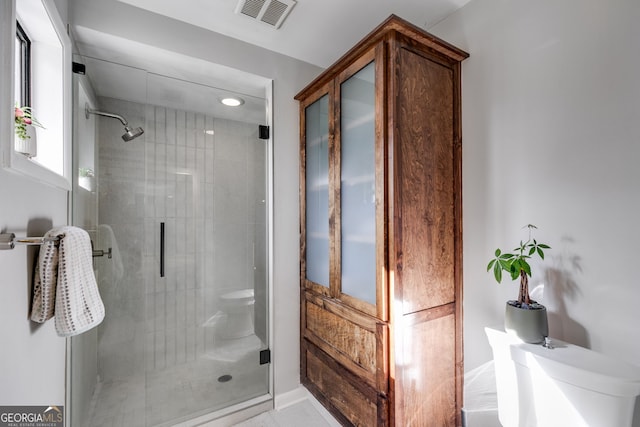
[1,0,72,190]
[14,21,31,108]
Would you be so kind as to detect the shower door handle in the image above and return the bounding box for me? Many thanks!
[160,222,165,277]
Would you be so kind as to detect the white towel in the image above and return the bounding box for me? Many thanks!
[31,226,105,337]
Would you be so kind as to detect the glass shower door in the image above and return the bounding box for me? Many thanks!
[142,73,270,425]
[70,57,271,427]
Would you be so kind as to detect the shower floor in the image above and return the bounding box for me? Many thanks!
[86,336,268,427]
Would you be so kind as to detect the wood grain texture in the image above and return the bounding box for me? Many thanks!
[385,37,400,427]
[394,47,455,315]
[374,42,389,322]
[294,15,468,101]
[319,294,378,331]
[329,77,341,300]
[376,322,390,395]
[306,299,377,375]
[306,348,378,426]
[398,309,457,427]
[299,92,309,289]
[452,60,465,426]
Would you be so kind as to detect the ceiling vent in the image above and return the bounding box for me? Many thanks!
[235,0,296,29]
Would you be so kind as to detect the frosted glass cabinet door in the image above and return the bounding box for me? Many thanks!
[340,62,376,305]
[305,95,330,287]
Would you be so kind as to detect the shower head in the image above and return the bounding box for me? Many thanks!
[122,126,144,142]
[85,103,144,142]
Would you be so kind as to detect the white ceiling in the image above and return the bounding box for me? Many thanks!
[72,0,471,123]
[116,0,472,68]
[73,26,269,123]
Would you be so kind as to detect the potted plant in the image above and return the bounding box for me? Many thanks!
[487,224,551,343]
[14,105,45,158]
[78,167,95,192]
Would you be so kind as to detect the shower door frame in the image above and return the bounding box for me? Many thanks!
[66,68,101,427]
[66,69,276,427]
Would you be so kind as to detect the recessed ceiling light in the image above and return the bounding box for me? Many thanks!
[221,97,244,107]
[204,129,215,135]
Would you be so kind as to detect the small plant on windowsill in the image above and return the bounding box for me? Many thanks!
[15,105,44,139]
[78,167,95,192]
[487,224,552,343]
[14,105,45,158]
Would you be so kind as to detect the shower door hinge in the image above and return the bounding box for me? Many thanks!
[259,349,271,365]
[259,125,270,140]
[72,61,86,75]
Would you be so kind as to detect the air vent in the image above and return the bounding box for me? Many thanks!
[239,0,265,18]
[235,0,296,29]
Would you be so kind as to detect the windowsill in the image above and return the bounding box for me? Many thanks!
[6,150,70,190]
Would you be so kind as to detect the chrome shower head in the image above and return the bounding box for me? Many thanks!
[85,103,144,142]
[122,126,144,142]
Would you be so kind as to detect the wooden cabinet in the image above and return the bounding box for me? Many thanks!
[296,15,468,427]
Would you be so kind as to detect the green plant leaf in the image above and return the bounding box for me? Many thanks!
[487,225,551,286]
[493,262,503,283]
[521,259,532,276]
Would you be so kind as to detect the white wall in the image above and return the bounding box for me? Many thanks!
[0,174,68,406]
[68,0,322,398]
[431,0,640,371]
[0,0,68,408]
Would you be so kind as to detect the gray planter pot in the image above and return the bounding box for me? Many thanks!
[504,301,548,344]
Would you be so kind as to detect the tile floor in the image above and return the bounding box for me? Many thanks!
[234,399,340,427]
[86,347,268,427]
[84,360,502,426]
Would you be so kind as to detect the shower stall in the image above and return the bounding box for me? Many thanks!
[69,53,272,426]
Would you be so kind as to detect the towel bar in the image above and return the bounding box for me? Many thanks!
[92,247,113,259]
[1,233,112,259]
[0,232,60,250]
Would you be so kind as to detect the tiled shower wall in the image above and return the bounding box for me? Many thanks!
[97,96,267,381]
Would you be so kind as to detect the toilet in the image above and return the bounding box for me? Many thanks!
[218,288,255,339]
[486,326,640,427]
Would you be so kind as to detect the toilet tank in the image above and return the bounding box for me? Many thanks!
[486,327,640,427]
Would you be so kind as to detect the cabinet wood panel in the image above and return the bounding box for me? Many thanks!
[398,305,457,426]
[395,47,456,315]
[305,299,377,377]
[306,347,379,426]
